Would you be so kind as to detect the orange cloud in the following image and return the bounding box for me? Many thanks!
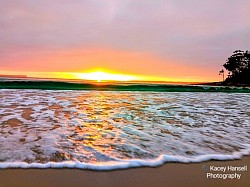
[1,48,218,82]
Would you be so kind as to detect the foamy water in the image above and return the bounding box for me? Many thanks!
[0,90,249,170]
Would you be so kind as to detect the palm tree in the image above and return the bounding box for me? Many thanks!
[219,69,224,82]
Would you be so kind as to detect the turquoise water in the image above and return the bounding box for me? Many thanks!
[0,80,250,92]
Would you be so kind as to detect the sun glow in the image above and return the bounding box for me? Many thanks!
[0,70,216,83]
[76,71,136,82]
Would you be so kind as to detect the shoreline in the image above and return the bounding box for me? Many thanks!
[195,82,250,88]
[0,156,249,187]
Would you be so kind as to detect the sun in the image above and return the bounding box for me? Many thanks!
[76,71,136,82]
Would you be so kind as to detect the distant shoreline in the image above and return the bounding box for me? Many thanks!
[195,82,250,88]
[1,75,249,87]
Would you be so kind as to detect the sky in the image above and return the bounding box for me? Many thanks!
[1,0,250,82]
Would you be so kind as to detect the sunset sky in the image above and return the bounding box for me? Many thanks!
[1,0,250,82]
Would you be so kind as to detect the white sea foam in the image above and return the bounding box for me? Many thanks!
[0,149,249,170]
[0,90,249,170]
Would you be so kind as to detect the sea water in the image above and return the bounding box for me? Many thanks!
[0,90,249,170]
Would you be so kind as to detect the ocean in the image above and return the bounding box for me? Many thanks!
[0,83,250,170]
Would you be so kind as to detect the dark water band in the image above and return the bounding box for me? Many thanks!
[0,81,250,93]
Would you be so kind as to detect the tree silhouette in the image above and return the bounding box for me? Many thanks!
[219,69,224,81]
[223,50,250,85]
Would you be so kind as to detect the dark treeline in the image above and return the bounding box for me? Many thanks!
[223,50,250,86]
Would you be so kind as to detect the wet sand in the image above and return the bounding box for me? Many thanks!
[0,156,249,187]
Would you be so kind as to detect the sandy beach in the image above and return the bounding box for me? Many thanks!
[0,156,249,187]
